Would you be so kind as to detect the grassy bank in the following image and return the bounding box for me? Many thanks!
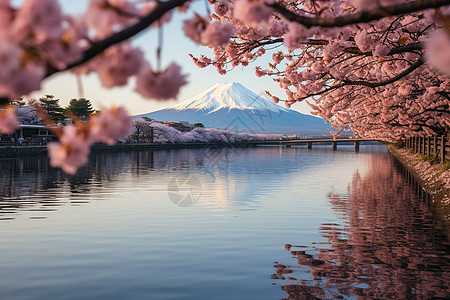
[387,144,450,237]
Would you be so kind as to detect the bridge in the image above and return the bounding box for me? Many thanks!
[251,138,381,152]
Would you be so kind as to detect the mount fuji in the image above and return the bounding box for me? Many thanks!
[136,82,331,135]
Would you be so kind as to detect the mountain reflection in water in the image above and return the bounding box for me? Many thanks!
[0,147,312,218]
[275,154,450,299]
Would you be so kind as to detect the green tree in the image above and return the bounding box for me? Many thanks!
[66,98,95,120]
[38,94,65,123]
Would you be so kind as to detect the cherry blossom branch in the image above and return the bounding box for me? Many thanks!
[343,57,424,88]
[343,42,423,56]
[0,97,10,105]
[437,91,450,100]
[45,0,189,78]
[283,57,425,104]
[270,0,450,28]
[388,42,423,54]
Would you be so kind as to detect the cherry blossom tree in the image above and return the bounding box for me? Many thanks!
[15,105,42,125]
[0,0,449,173]
[189,0,450,140]
[130,118,267,144]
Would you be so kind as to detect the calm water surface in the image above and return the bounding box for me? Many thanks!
[0,145,448,299]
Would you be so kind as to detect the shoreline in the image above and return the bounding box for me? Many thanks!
[387,144,450,238]
[0,142,258,158]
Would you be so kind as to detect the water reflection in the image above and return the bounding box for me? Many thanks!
[275,154,450,299]
[0,146,329,219]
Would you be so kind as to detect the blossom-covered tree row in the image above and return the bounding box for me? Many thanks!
[0,0,449,173]
[130,118,268,144]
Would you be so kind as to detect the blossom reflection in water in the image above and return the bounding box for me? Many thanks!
[275,155,450,299]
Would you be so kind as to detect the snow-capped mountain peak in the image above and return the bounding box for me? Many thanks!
[171,82,288,113]
[136,82,330,134]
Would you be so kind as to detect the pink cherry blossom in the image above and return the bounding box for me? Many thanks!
[425,30,450,77]
[0,106,19,134]
[284,23,309,51]
[190,54,212,68]
[85,0,138,38]
[0,41,45,98]
[0,5,13,39]
[267,18,288,37]
[255,66,268,77]
[13,0,64,43]
[373,44,390,57]
[354,30,373,52]
[183,14,209,44]
[233,0,274,26]
[350,0,405,10]
[135,62,187,100]
[214,0,230,16]
[201,21,234,47]
[90,106,132,145]
[96,43,144,88]
[47,124,91,175]
[184,15,233,47]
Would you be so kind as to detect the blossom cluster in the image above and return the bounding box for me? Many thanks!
[0,0,187,102]
[48,106,132,174]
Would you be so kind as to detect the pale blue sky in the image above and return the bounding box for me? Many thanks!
[28,0,311,115]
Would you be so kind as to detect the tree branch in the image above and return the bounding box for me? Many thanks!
[270,0,450,28]
[290,57,424,102]
[45,0,189,78]
[343,57,424,87]
[388,42,423,54]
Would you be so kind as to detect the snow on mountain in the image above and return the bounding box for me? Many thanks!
[171,82,289,113]
[136,82,331,135]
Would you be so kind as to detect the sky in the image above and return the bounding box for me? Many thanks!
[29,0,312,116]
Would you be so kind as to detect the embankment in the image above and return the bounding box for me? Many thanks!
[387,144,450,237]
[0,142,257,158]
[0,146,47,158]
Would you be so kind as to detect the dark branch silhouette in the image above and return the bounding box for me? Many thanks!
[44,0,189,78]
[343,57,425,88]
[270,0,450,28]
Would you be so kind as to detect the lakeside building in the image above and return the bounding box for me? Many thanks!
[0,124,57,146]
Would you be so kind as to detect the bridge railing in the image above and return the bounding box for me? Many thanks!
[403,133,450,164]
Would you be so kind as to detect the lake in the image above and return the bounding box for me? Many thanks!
[0,144,448,299]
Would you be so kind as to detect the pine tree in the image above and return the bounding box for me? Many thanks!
[66,98,95,120]
[38,95,65,123]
